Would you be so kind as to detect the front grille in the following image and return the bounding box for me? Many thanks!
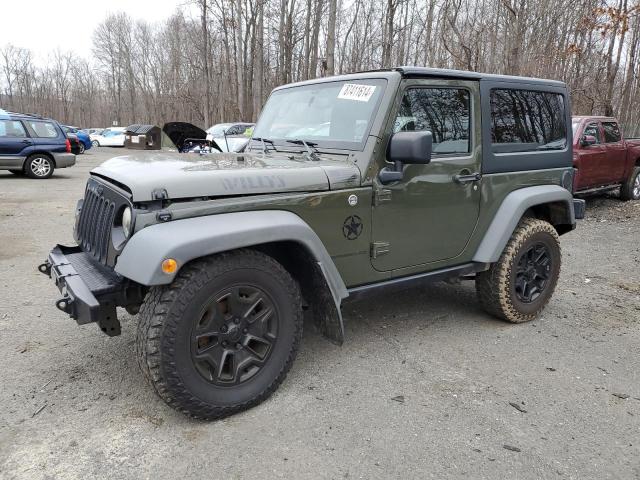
[76,182,118,264]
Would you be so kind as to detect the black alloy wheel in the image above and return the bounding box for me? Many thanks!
[136,249,303,419]
[513,242,552,304]
[191,285,278,386]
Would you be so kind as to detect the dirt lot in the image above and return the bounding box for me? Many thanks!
[1,147,639,479]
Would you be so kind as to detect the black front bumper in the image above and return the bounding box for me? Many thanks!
[39,245,145,336]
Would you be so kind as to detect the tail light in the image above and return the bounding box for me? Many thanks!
[65,138,71,153]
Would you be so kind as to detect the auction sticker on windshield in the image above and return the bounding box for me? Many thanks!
[338,83,376,102]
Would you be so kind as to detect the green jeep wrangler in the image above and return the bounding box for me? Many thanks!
[41,67,585,419]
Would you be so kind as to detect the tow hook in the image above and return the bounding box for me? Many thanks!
[38,262,51,277]
[56,297,72,314]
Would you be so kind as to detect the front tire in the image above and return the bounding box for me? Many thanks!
[25,154,54,179]
[476,218,561,323]
[136,249,303,419]
[620,166,640,201]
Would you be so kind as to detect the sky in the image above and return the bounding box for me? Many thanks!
[0,0,193,59]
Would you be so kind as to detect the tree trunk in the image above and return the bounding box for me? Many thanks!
[326,0,337,75]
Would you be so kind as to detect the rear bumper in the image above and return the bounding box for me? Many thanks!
[573,198,586,220]
[52,152,76,167]
[39,245,145,336]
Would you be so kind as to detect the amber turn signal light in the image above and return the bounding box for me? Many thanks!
[161,258,178,274]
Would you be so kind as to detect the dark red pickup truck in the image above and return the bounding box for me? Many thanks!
[572,116,640,200]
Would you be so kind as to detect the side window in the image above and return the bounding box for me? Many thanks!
[602,122,621,143]
[490,89,566,152]
[395,87,471,154]
[0,120,27,138]
[583,123,601,144]
[28,121,59,138]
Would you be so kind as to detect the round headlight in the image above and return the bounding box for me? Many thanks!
[122,207,132,238]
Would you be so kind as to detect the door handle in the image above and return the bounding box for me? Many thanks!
[21,139,31,144]
[453,172,481,184]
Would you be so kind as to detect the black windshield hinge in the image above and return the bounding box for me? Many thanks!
[373,188,392,206]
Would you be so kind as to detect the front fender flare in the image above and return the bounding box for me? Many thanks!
[117,210,347,297]
[473,185,575,263]
[115,210,348,341]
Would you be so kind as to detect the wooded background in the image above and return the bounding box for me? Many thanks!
[2,0,640,134]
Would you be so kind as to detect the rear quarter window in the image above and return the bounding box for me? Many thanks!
[28,121,59,138]
[490,89,567,152]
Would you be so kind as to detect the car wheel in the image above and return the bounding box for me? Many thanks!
[25,154,54,179]
[79,143,85,154]
[475,217,561,323]
[136,249,303,419]
[620,166,640,201]
[92,140,99,147]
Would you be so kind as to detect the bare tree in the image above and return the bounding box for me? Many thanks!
[3,0,640,135]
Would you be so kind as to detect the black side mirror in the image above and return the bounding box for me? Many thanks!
[379,131,433,184]
[581,134,597,147]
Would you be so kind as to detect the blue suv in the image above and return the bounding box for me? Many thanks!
[0,110,76,179]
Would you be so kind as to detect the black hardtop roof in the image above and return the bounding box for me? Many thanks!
[275,66,566,91]
[394,66,566,87]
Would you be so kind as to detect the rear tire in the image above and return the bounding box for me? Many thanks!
[476,218,561,323]
[136,249,303,419]
[620,166,640,201]
[79,143,85,154]
[25,154,54,179]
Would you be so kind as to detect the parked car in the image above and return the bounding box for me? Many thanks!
[65,133,81,155]
[206,122,254,151]
[41,67,584,419]
[62,125,91,154]
[163,122,222,153]
[90,127,126,147]
[572,116,640,200]
[81,128,104,136]
[0,110,75,179]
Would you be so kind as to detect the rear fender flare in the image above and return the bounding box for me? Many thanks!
[473,185,574,263]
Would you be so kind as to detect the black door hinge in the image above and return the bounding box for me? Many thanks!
[371,241,390,258]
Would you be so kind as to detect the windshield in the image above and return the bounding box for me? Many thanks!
[208,123,232,136]
[251,79,387,150]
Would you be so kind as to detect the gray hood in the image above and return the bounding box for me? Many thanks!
[92,151,361,201]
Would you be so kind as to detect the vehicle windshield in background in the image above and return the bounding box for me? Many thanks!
[251,79,387,150]
[572,122,579,137]
[207,123,232,136]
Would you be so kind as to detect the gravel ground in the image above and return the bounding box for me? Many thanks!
[1,148,639,479]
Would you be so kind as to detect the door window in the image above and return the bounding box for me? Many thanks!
[394,87,471,154]
[602,122,621,143]
[0,120,27,138]
[583,123,601,144]
[490,89,566,151]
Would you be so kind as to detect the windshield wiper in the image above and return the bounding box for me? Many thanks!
[249,137,277,153]
[286,139,320,161]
